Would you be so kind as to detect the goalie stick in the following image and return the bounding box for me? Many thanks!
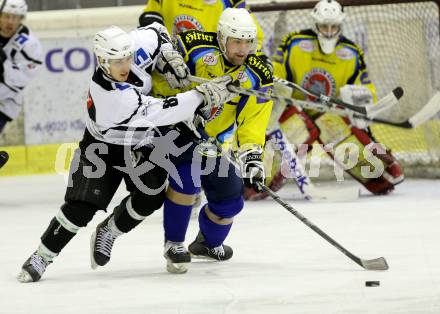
[189,75,400,117]
[274,77,404,118]
[267,126,360,202]
[206,138,388,271]
[275,77,440,128]
[195,75,440,129]
[189,75,440,129]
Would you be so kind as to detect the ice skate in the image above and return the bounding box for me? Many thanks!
[90,214,122,269]
[17,251,52,283]
[188,232,233,261]
[164,241,191,274]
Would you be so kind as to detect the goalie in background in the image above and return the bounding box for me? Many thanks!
[0,0,42,166]
[244,0,404,201]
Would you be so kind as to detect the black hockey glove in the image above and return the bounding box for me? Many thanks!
[238,147,265,192]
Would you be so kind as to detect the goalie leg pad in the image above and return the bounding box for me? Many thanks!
[316,115,404,195]
[278,106,320,145]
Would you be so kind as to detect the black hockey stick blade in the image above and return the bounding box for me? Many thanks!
[360,257,389,271]
[0,151,9,169]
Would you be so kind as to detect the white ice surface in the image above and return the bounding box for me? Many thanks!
[1,174,440,314]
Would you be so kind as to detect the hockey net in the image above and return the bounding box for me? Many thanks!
[250,0,440,178]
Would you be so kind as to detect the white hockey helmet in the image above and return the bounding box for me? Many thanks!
[217,8,258,55]
[1,0,28,16]
[93,26,135,75]
[310,0,346,54]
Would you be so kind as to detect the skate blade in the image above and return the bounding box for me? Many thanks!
[166,260,189,274]
[17,269,34,283]
[189,253,217,261]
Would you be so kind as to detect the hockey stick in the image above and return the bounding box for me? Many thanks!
[210,139,388,271]
[257,183,389,271]
[189,75,440,130]
[267,126,360,201]
[274,77,404,117]
[189,75,403,118]
[0,0,6,14]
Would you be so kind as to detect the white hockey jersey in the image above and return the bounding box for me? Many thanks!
[86,25,203,146]
[0,25,43,120]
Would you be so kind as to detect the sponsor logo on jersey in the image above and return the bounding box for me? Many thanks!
[14,33,29,46]
[336,47,355,60]
[247,56,272,81]
[184,32,215,45]
[134,48,153,70]
[299,40,314,53]
[202,53,218,66]
[237,71,248,83]
[173,14,205,34]
[301,68,336,100]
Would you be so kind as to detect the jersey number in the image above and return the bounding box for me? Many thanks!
[163,97,178,109]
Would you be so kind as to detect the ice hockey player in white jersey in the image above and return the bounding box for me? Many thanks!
[0,0,42,166]
[17,24,237,282]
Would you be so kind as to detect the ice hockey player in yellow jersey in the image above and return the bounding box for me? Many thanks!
[245,0,404,201]
[139,0,269,67]
[156,8,273,273]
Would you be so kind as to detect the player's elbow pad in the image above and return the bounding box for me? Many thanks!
[139,11,165,27]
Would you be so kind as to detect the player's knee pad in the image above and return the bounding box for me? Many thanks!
[60,201,99,229]
[208,196,244,219]
[167,161,201,205]
[130,188,166,217]
[64,154,120,210]
[168,161,201,195]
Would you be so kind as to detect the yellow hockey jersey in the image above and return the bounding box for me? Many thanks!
[143,0,264,51]
[154,29,273,149]
[273,29,376,102]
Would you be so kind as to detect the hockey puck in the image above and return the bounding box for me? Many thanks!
[365,281,380,287]
[0,151,9,168]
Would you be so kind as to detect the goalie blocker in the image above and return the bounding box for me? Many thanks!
[246,106,404,198]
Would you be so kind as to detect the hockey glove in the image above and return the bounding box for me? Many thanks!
[195,75,238,121]
[156,50,191,89]
[238,147,265,192]
[340,85,374,129]
[340,85,374,107]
